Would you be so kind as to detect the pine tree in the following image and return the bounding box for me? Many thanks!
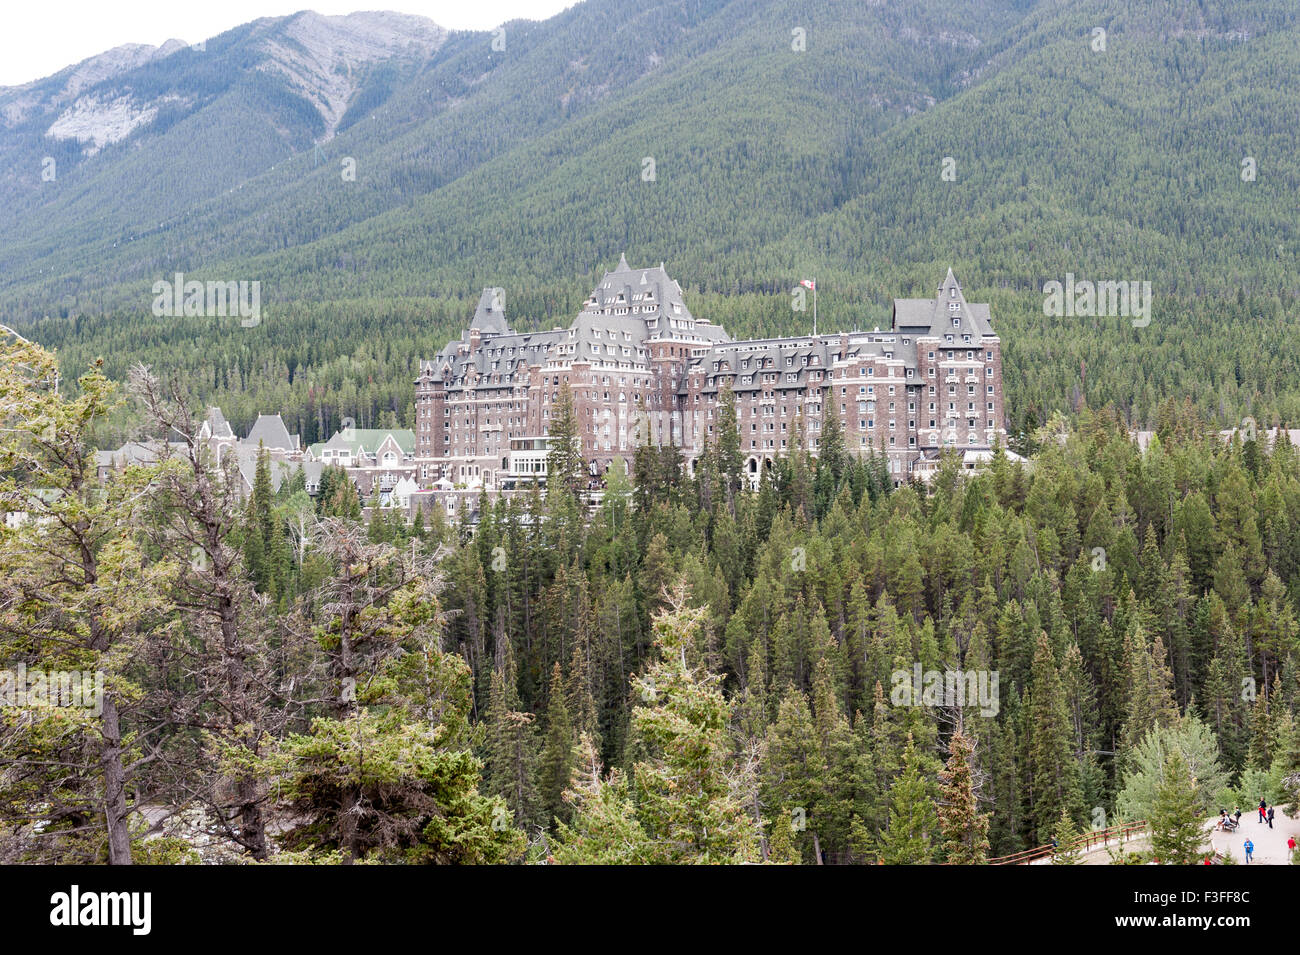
[1026,631,1082,843]
[766,813,803,864]
[539,662,577,827]
[879,734,936,864]
[762,688,822,863]
[715,382,742,512]
[247,444,275,591]
[551,735,649,864]
[937,727,990,864]
[546,381,583,504]
[484,658,540,827]
[819,408,847,486]
[0,343,174,864]
[630,588,762,863]
[1149,749,1207,864]
[1051,808,1083,864]
[280,579,525,864]
[1246,689,1274,771]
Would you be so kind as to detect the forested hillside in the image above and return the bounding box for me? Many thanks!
[4,0,1299,446]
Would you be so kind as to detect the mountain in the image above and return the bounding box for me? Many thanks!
[3,0,1298,444]
[0,10,446,277]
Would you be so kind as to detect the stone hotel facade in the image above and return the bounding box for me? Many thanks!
[415,258,1006,488]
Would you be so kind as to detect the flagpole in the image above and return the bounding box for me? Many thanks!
[813,279,817,338]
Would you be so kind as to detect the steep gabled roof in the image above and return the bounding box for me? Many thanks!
[202,407,235,440]
[245,414,297,452]
[584,257,694,326]
[893,269,995,338]
[469,287,509,336]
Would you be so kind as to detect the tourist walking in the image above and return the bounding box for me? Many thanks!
[1266,805,1275,829]
[1243,838,1254,864]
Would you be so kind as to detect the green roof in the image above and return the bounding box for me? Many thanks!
[309,428,415,459]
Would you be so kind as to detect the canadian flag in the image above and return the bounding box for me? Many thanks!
[800,279,816,290]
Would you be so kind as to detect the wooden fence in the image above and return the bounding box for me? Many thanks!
[987,820,1148,865]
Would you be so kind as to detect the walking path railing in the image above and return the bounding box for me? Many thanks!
[987,820,1148,865]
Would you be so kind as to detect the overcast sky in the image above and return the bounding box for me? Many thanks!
[0,1,580,86]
